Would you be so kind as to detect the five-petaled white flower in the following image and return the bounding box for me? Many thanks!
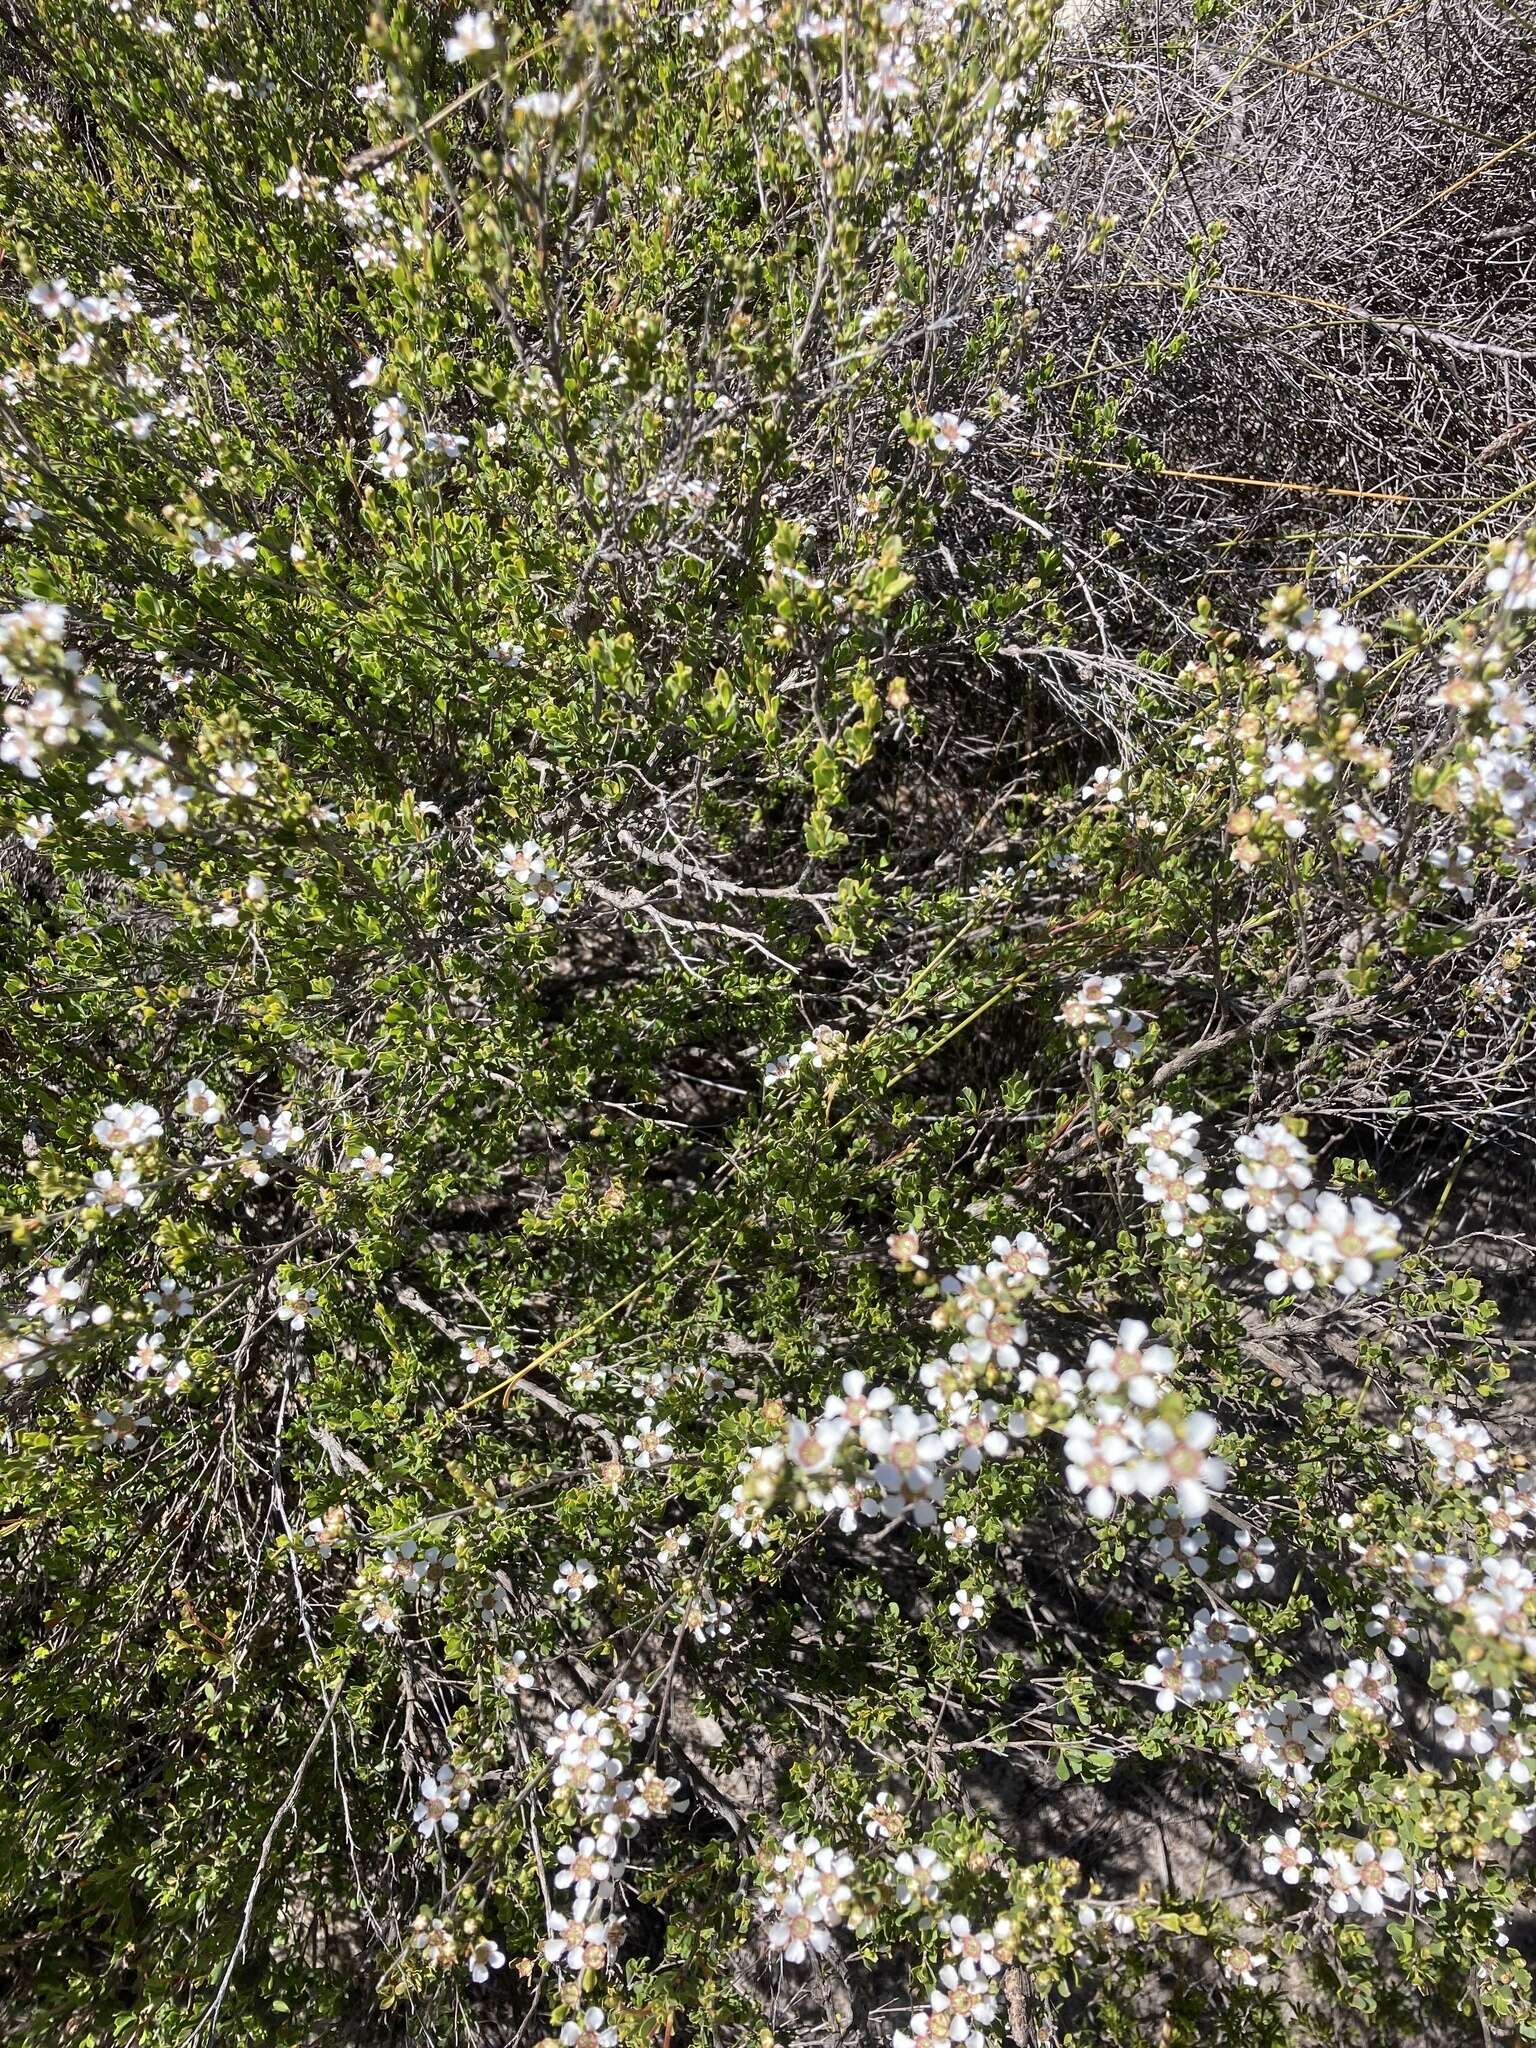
[445,9,498,63]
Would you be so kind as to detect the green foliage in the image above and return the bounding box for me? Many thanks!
[0,2,1534,2046]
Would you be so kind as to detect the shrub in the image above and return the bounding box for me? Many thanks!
[1,2,1535,2045]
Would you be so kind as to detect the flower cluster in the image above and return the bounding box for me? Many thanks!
[1145,1607,1253,1712]
[754,1831,857,1963]
[1127,1103,1209,1246]
[723,1218,1232,1575]
[274,157,429,275]
[1057,973,1144,1068]
[1123,1105,1405,1298]
[1204,599,1400,868]
[1433,558,1536,858]
[764,1022,849,1086]
[3,1266,113,1387]
[493,838,571,916]
[0,603,107,780]
[541,1687,684,1978]
[1252,1187,1402,1299]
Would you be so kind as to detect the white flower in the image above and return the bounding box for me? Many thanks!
[1222,1122,1313,1230]
[1427,841,1476,900]
[359,1590,401,1635]
[458,1338,504,1374]
[470,1582,511,1623]
[92,1101,162,1150]
[1468,1552,1535,1637]
[143,1274,195,1324]
[371,440,414,481]
[1268,1190,1402,1297]
[986,1229,1051,1292]
[88,1162,144,1215]
[568,1356,606,1397]
[1314,1839,1408,1916]
[413,1760,474,1836]
[1233,1695,1331,1789]
[382,1539,456,1596]
[128,1330,166,1383]
[1252,1216,1318,1295]
[1146,1512,1210,1585]
[928,411,976,455]
[862,1403,952,1524]
[545,1909,622,1974]
[824,1369,894,1434]
[304,1506,348,1551]
[494,838,571,915]
[444,8,498,63]
[1127,1104,1202,1159]
[1413,1404,1497,1486]
[1081,763,1124,805]
[1085,1319,1173,1409]
[1216,1526,1276,1591]
[1484,1714,1533,1787]
[1057,973,1121,1029]
[1398,1548,1470,1606]
[1155,1612,1250,1716]
[370,396,409,440]
[1134,1146,1210,1242]
[1298,608,1368,681]
[555,1835,613,1895]
[1134,1411,1226,1519]
[27,278,75,319]
[278,1283,318,1331]
[1365,1599,1418,1657]
[942,1912,1001,1981]
[95,1400,148,1449]
[622,1411,675,1468]
[492,1647,535,1695]
[1263,738,1334,792]
[214,758,260,799]
[240,1108,303,1159]
[553,1557,598,1601]
[1487,542,1536,613]
[1261,1826,1313,1884]
[558,2010,619,2048]
[868,42,917,98]
[1433,1676,1498,1757]
[949,1585,989,1631]
[467,1935,504,1982]
[1314,1191,1403,1292]
[27,1267,83,1324]
[766,1903,834,1962]
[187,522,256,571]
[892,1843,950,1907]
[346,1145,396,1179]
[1336,802,1398,863]
[1482,1487,1534,1549]
[1062,1410,1136,1519]
[1093,1008,1144,1068]
[1314,1656,1398,1723]
[1221,1942,1268,1987]
[181,1077,224,1125]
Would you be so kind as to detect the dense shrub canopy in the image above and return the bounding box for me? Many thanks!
[2,0,1536,2044]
